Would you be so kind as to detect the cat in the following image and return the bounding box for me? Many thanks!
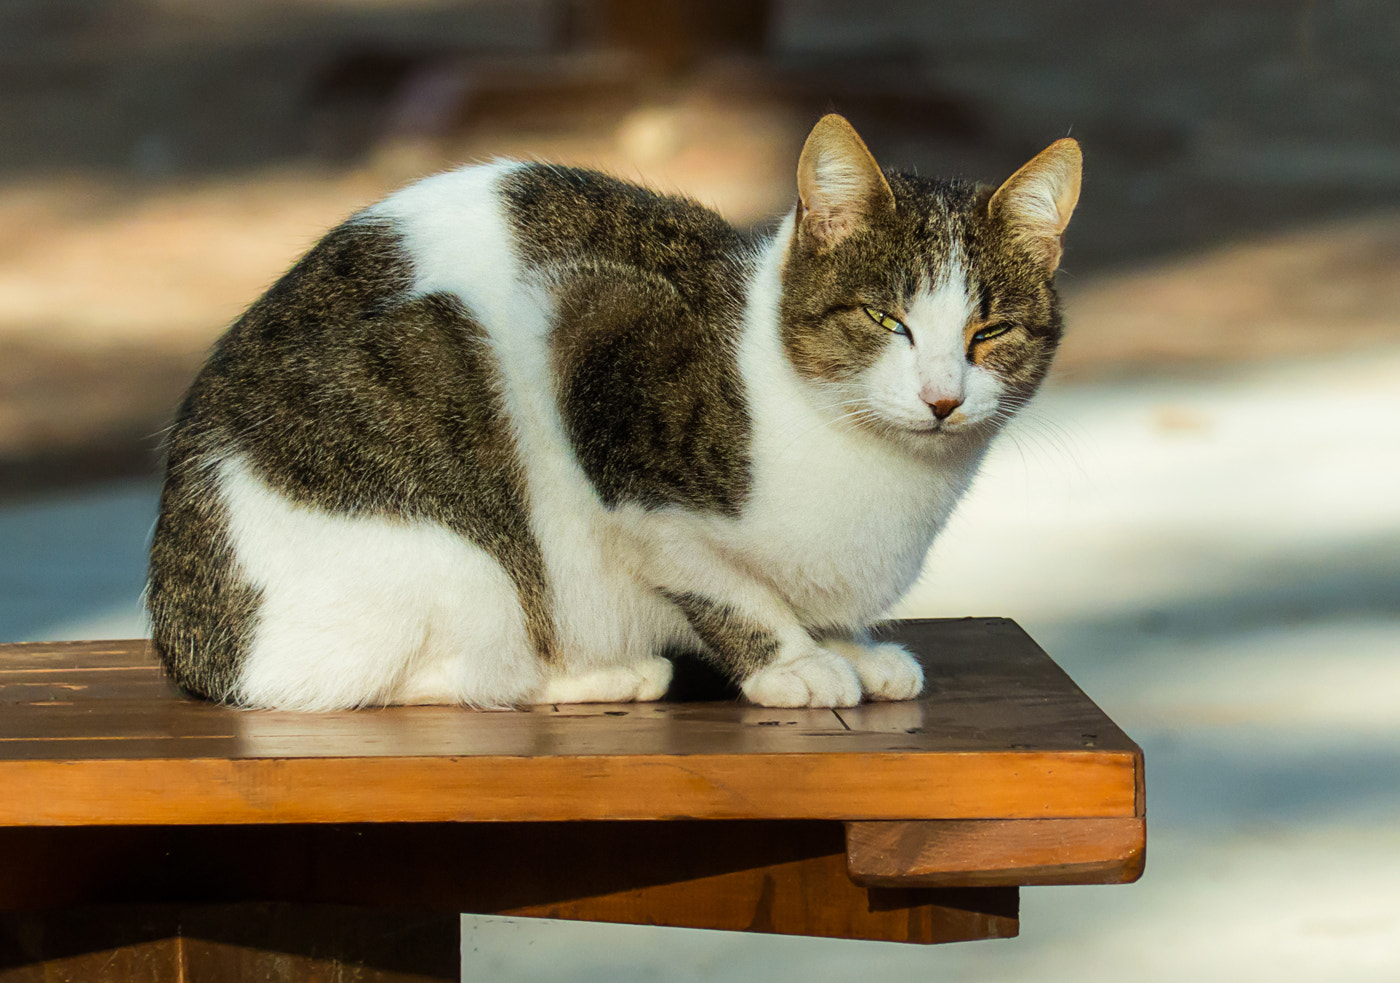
[146,114,1080,711]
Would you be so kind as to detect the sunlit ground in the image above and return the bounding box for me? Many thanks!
[6,339,1398,980]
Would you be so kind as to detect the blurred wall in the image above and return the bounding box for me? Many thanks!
[2,0,1398,500]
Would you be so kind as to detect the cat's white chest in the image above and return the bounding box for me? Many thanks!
[734,412,979,625]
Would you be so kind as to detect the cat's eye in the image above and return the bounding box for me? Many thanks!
[971,323,1011,343]
[864,307,910,339]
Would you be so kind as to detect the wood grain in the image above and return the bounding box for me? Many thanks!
[501,851,1017,943]
[846,818,1147,887]
[0,750,1138,825]
[0,619,1144,826]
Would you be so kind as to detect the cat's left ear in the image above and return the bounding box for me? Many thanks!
[989,138,1082,271]
[796,114,896,251]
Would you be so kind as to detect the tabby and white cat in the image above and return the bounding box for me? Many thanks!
[147,114,1080,710]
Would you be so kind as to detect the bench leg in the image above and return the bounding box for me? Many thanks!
[0,904,460,982]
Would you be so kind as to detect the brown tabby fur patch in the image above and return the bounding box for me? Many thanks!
[502,165,757,516]
[660,590,782,682]
[149,222,554,700]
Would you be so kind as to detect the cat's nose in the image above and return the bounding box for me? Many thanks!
[929,397,963,420]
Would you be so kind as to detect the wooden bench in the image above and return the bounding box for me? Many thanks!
[0,617,1144,981]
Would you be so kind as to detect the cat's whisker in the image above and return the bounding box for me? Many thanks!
[997,411,1091,482]
[772,409,863,459]
[771,400,895,460]
[997,427,1034,484]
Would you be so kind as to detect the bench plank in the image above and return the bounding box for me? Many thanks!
[846,817,1147,887]
[0,619,1142,825]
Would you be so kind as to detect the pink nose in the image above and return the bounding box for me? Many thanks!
[929,398,963,420]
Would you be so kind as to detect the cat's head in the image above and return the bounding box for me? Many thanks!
[778,114,1080,452]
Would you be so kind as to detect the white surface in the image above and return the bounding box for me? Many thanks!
[3,348,1398,980]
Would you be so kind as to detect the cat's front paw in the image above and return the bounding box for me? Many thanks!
[827,640,924,701]
[741,647,861,708]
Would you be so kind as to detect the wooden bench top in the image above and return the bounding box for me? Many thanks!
[0,617,1145,966]
[0,618,1142,827]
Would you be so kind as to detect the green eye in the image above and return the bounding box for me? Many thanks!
[972,323,1011,343]
[864,307,908,335]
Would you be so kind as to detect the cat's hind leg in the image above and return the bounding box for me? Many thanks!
[222,457,543,709]
[239,521,545,710]
[536,656,673,704]
[395,577,545,708]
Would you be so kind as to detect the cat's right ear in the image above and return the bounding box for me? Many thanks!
[796,115,895,252]
[989,138,1082,271]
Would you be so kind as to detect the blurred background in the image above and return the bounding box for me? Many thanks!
[1,0,1398,979]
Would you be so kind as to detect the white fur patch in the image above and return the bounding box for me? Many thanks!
[858,251,1003,433]
[374,161,688,694]
[221,456,543,710]
[906,256,977,398]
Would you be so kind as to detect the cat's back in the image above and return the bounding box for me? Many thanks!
[498,164,750,292]
[171,160,754,474]
[165,158,757,517]
[365,160,751,306]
